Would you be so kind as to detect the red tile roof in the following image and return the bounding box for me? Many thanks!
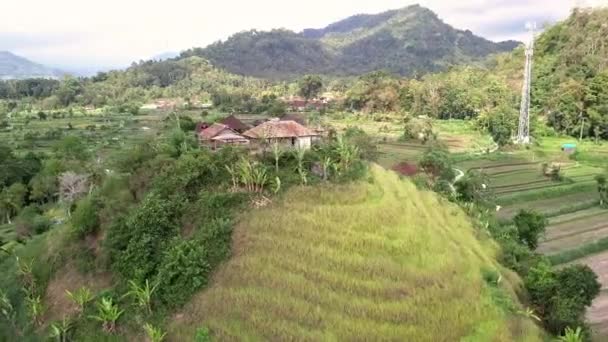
[243,120,318,139]
[199,123,232,140]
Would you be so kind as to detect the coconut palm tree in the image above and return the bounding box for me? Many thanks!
[90,297,123,333]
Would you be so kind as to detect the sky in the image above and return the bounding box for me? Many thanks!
[1,0,605,73]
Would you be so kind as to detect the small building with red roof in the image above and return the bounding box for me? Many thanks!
[243,119,319,150]
[198,123,249,149]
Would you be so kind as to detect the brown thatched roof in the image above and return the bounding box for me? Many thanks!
[219,115,249,132]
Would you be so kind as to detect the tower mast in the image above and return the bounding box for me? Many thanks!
[516,22,536,144]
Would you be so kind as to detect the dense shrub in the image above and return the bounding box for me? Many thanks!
[513,210,548,250]
[155,239,211,306]
[106,194,182,282]
[71,196,99,238]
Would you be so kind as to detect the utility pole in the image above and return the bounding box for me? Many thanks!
[516,22,536,145]
[579,112,586,141]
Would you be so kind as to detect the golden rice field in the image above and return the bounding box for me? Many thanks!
[169,166,542,341]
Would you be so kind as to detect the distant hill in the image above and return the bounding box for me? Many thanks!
[181,5,520,79]
[0,51,64,80]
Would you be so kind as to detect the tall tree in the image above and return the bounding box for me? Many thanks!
[297,75,323,100]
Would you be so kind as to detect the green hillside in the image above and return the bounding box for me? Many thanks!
[181,5,519,79]
[170,166,542,341]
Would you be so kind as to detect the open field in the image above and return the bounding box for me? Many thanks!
[538,212,608,255]
[169,166,541,341]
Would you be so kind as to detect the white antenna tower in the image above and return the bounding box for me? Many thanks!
[516,22,536,145]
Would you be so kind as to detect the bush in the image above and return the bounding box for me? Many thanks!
[194,327,212,342]
[154,239,211,306]
[513,210,548,250]
[71,196,99,238]
[106,194,182,282]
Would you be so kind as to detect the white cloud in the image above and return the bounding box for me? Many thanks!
[0,0,590,70]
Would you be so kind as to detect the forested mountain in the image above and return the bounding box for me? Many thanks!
[0,51,64,80]
[529,7,608,139]
[180,5,519,79]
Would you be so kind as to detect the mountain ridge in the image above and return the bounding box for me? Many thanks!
[0,51,65,80]
[181,5,520,79]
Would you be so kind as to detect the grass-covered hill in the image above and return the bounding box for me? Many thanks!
[181,5,519,79]
[170,166,542,341]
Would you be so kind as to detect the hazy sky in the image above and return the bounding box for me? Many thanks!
[1,0,603,71]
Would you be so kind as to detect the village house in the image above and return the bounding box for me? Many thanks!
[198,123,249,149]
[219,114,250,133]
[243,119,319,150]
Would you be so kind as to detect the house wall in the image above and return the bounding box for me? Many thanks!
[296,136,312,150]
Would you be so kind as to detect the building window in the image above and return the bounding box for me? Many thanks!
[291,137,296,146]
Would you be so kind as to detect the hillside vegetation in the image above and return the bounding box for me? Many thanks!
[170,166,542,341]
[181,5,518,79]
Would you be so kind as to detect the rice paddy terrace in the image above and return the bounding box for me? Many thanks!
[169,166,542,341]
[459,141,608,339]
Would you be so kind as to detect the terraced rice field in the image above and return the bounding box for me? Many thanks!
[169,167,542,341]
[538,211,608,255]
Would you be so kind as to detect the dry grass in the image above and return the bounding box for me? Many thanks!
[44,262,113,323]
[168,166,541,341]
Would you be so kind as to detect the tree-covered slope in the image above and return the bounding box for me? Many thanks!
[181,5,519,79]
[0,51,64,80]
[530,7,608,139]
[170,166,542,341]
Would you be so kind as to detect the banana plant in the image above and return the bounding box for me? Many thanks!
[143,323,167,342]
[557,327,583,342]
[124,279,157,314]
[90,297,124,333]
[65,286,94,314]
[49,317,74,342]
[26,295,44,327]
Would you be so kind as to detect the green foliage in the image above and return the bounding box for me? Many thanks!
[48,317,74,342]
[144,323,167,342]
[194,327,212,342]
[70,196,99,238]
[513,210,548,250]
[557,327,584,342]
[124,279,158,314]
[419,145,455,182]
[154,240,211,306]
[534,9,608,139]
[297,75,323,99]
[455,171,492,204]
[107,194,181,282]
[89,297,123,333]
[53,135,90,162]
[525,261,600,336]
[180,6,515,79]
[65,286,94,314]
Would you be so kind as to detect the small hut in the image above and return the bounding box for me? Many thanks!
[198,123,249,149]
